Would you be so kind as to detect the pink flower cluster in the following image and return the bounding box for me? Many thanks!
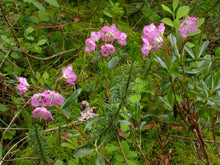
[178,17,199,38]
[62,65,77,85]
[31,90,64,121]
[16,77,29,95]
[85,24,127,57]
[141,23,165,60]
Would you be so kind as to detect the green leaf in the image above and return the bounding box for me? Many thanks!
[103,11,113,18]
[169,34,179,58]
[37,39,47,46]
[68,159,79,165]
[61,143,75,149]
[197,18,205,28]
[185,42,195,48]
[155,56,168,70]
[29,16,39,23]
[32,2,45,10]
[25,27,34,35]
[159,96,172,110]
[128,94,141,103]
[172,0,179,11]
[62,89,82,109]
[107,146,119,152]
[44,0,60,7]
[107,56,120,69]
[176,6,190,19]
[1,35,11,43]
[24,0,32,2]
[199,41,209,57]
[55,160,63,165]
[161,4,173,14]
[63,108,71,118]
[0,144,2,158]
[38,10,49,22]
[213,70,220,91]
[184,45,195,58]
[73,149,94,158]
[161,18,174,27]
[121,141,129,155]
[10,52,20,59]
[0,104,8,112]
[127,151,137,159]
[96,153,105,165]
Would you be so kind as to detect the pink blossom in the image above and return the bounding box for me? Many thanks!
[178,17,199,38]
[141,38,151,60]
[32,107,54,120]
[62,65,77,85]
[118,33,127,46]
[85,38,96,52]
[91,31,102,42]
[101,24,121,42]
[43,90,63,107]
[31,93,49,107]
[16,77,29,95]
[141,22,165,58]
[100,44,115,57]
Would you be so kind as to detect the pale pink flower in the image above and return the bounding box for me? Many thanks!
[32,107,54,120]
[141,22,165,58]
[141,38,151,60]
[91,31,102,42]
[101,24,121,42]
[178,17,199,38]
[43,90,63,107]
[16,77,29,95]
[62,65,77,85]
[31,93,49,107]
[85,38,96,52]
[100,44,115,57]
[118,33,127,46]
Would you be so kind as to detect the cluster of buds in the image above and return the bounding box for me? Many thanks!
[85,24,127,57]
[141,23,165,60]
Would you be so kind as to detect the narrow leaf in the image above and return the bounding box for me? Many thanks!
[0,104,8,112]
[197,18,205,28]
[37,39,47,46]
[96,153,105,165]
[184,45,195,58]
[176,6,190,19]
[62,89,82,109]
[199,41,209,57]
[107,56,120,69]
[73,149,94,158]
[155,56,168,70]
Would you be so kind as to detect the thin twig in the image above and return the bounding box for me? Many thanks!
[116,132,129,165]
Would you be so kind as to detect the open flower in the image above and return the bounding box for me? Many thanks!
[62,65,77,85]
[31,93,49,107]
[32,107,54,120]
[16,77,29,95]
[100,44,115,57]
[178,17,199,38]
[43,90,63,107]
[141,23,165,59]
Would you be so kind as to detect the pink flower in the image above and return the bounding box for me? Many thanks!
[43,90,63,107]
[31,93,49,107]
[32,107,54,120]
[91,31,102,42]
[100,44,115,57]
[141,22,165,58]
[101,24,121,42]
[141,38,151,60]
[16,77,29,95]
[118,33,127,46]
[178,17,199,38]
[62,65,77,85]
[85,38,96,52]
